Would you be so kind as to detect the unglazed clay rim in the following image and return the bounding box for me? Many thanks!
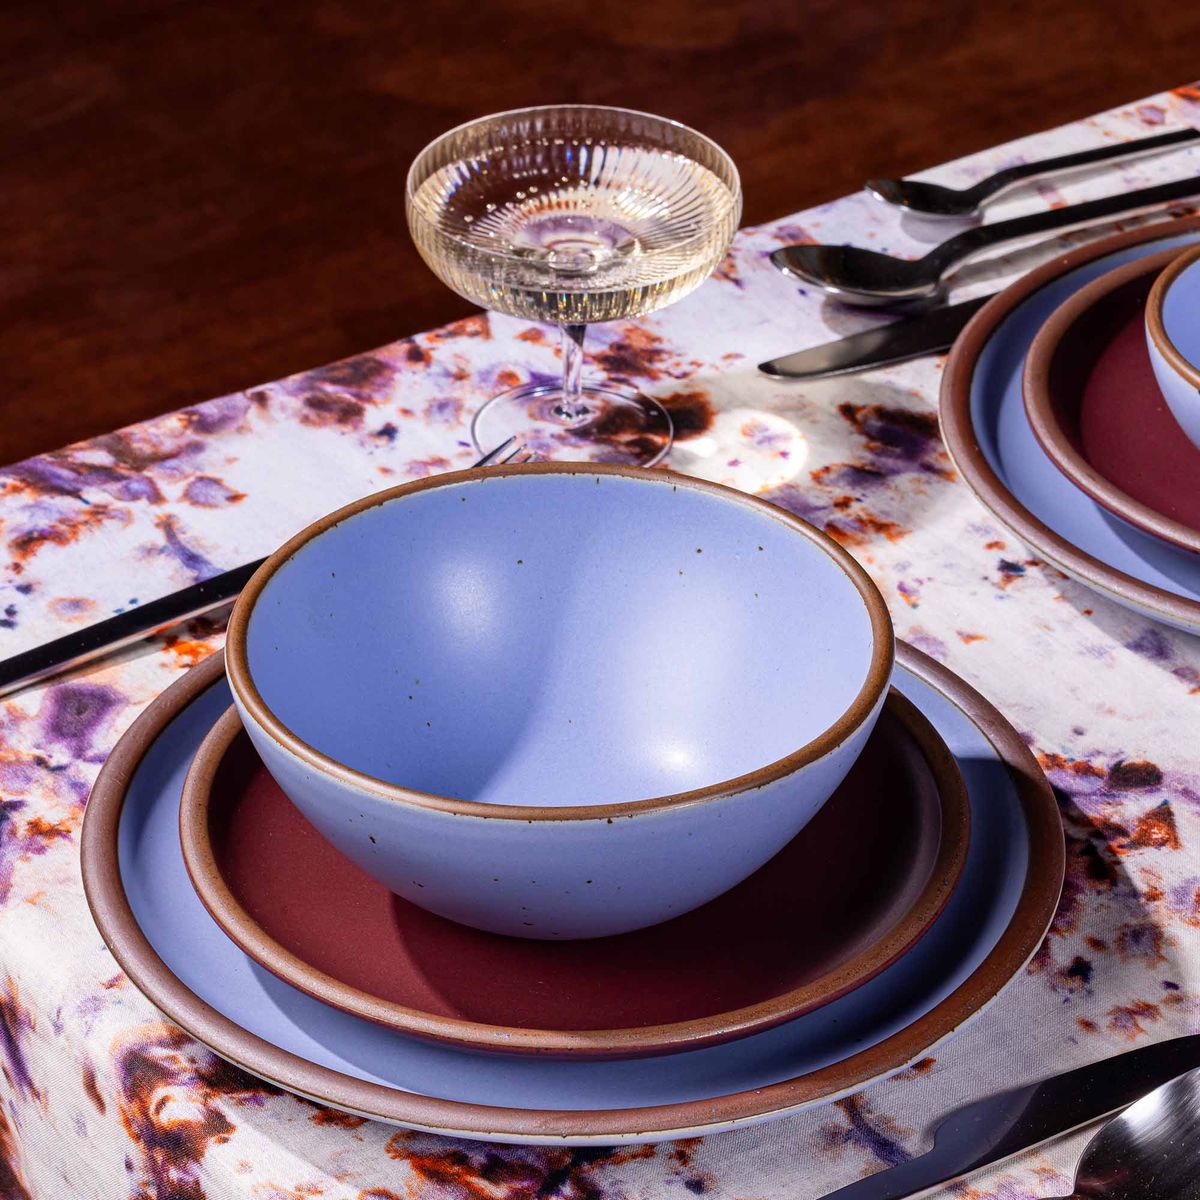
[81,642,1063,1140]
[1146,241,1200,389]
[178,683,971,1060]
[941,216,1200,629]
[224,463,895,821]
[1023,246,1200,555]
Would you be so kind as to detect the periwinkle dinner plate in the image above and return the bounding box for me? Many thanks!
[81,646,1062,1145]
[942,217,1200,632]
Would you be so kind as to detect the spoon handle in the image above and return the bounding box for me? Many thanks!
[966,127,1200,204]
[926,174,1200,275]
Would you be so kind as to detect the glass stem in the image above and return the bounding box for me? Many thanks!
[556,323,589,422]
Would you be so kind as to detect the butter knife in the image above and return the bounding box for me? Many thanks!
[758,293,992,379]
[823,1034,1200,1200]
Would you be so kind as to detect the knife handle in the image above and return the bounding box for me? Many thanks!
[0,441,531,699]
[759,293,993,380]
[821,1035,1200,1200]
[0,559,263,698]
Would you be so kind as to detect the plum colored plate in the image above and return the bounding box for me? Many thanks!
[1024,246,1200,555]
[942,217,1200,633]
[178,691,969,1059]
[81,645,1062,1145]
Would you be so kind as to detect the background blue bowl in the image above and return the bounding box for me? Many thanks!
[1148,243,1200,450]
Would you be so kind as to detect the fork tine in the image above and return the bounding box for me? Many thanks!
[473,435,518,468]
[499,443,532,464]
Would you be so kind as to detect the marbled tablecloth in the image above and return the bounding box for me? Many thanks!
[4,85,1200,1200]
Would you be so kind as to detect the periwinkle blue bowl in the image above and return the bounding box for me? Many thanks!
[225,465,893,939]
[1147,243,1200,450]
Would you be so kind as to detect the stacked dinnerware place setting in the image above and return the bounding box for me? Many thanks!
[36,98,1198,1189]
[766,121,1200,635]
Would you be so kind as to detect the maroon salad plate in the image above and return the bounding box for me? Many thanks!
[180,690,970,1059]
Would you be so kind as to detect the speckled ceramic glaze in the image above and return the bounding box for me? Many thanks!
[225,464,893,939]
[1147,243,1200,450]
[1023,247,1200,556]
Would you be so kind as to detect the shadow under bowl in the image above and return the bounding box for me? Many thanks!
[180,689,966,1058]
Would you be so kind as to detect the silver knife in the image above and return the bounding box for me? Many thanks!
[823,1034,1200,1200]
[758,294,992,379]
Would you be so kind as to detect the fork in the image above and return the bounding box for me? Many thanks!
[473,436,536,467]
[0,438,534,698]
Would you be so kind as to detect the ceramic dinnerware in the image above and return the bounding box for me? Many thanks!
[224,464,894,939]
[1024,246,1200,556]
[81,646,1063,1144]
[179,692,969,1058]
[1146,242,1200,449]
[941,217,1200,633]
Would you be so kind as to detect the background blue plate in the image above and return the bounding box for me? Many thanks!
[957,227,1200,632]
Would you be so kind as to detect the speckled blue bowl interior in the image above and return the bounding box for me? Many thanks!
[244,471,878,807]
[1163,255,1200,368]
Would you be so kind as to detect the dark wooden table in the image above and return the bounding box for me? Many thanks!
[3,0,1198,465]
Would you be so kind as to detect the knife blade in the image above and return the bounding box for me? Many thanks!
[0,558,264,699]
[822,1035,1200,1200]
[758,293,993,379]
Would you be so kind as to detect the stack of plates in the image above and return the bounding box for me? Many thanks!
[941,217,1200,633]
[81,644,1062,1144]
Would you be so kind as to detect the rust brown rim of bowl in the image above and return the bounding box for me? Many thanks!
[1146,241,1200,390]
[178,684,970,1060]
[81,641,1063,1140]
[1023,245,1200,557]
[224,462,895,822]
[941,216,1200,627]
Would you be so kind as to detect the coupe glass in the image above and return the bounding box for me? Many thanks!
[406,105,741,465]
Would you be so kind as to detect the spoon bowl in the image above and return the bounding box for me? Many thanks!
[769,244,944,306]
[865,129,1200,221]
[866,177,985,218]
[1063,1065,1200,1199]
[772,175,1200,308]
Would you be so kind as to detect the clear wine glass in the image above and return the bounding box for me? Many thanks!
[406,105,741,466]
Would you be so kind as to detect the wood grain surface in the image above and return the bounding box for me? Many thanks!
[3,0,1198,464]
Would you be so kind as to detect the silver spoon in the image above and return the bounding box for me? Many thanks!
[1056,1065,1200,1198]
[866,127,1200,218]
[771,173,1200,306]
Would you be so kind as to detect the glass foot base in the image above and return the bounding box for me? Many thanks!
[471,382,673,467]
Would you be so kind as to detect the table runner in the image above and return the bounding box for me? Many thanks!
[3,85,1200,1200]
